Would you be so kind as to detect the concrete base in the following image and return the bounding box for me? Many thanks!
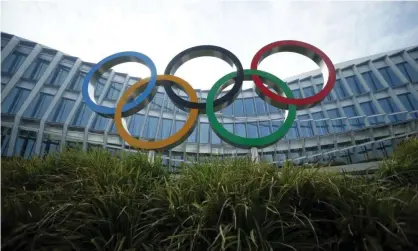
[148,150,155,164]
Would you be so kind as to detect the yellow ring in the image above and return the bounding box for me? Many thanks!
[114,75,199,150]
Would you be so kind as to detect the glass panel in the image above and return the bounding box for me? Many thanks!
[149,93,164,111]
[298,120,314,137]
[360,101,385,125]
[187,126,198,143]
[302,86,315,97]
[345,75,365,94]
[94,77,107,98]
[224,123,234,134]
[200,122,210,144]
[41,138,60,156]
[211,129,221,144]
[259,121,271,137]
[378,66,402,87]
[361,71,383,91]
[68,71,85,91]
[22,58,50,82]
[158,118,172,140]
[46,65,70,86]
[233,98,244,117]
[243,98,255,116]
[396,62,418,83]
[327,108,345,132]
[164,98,175,113]
[221,102,234,116]
[397,93,418,119]
[377,97,401,122]
[92,116,109,131]
[1,87,30,115]
[292,89,302,98]
[334,79,348,99]
[234,123,246,137]
[105,81,123,101]
[254,97,267,115]
[49,98,75,123]
[71,104,92,127]
[1,127,11,156]
[1,51,27,76]
[128,114,145,137]
[23,92,54,119]
[316,84,333,101]
[142,116,158,140]
[14,130,36,159]
[343,105,365,129]
[247,122,259,138]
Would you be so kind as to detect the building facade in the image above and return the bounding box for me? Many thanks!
[2,32,418,168]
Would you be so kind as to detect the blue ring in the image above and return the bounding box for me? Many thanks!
[82,51,157,117]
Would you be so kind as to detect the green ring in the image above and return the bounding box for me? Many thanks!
[206,69,297,149]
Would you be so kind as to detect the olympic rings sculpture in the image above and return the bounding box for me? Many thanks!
[82,40,336,150]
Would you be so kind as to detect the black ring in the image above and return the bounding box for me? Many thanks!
[164,45,244,114]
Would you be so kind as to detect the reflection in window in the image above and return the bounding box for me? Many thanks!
[41,138,60,156]
[199,122,210,144]
[243,98,255,116]
[378,66,402,87]
[334,79,348,99]
[302,86,315,97]
[292,89,302,98]
[233,98,244,117]
[49,98,75,123]
[22,58,50,82]
[150,93,165,111]
[247,122,259,138]
[94,77,107,98]
[72,104,92,127]
[1,87,30,115]
[128,114,145,137]
[143,116,158,140]
[234,123,246,137]
[105,81,123,101]
[91,116,109,131]
[343,105,365,129]
[46,65,70,86]
[224,123,234,134]
[312,111,329,135]
[68,71,85,91]
[23,92,53,119]
[297,114,314,137]
[259,121,271,137]
[187,126,198,143]
[396,62,418,83]
[360,101,384,125]
[14,130,37,159]
[327,108,345,133]
[211,129,221,144]
[361,71,383,91]
[1,51,27,76]
[164,99,175,113]
[378,97,401,122]
[398,93,418,119]
[254,97,267,115]
[345,75,365,94]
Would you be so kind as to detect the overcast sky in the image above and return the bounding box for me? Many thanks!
[2,0,418,90]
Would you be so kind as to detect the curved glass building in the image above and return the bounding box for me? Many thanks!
[2,32,418,168]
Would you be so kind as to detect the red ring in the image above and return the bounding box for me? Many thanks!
[250,40,336,109]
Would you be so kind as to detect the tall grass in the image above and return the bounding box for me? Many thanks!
[2,138,418,251]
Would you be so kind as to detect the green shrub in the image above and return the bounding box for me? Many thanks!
[1,145,418,251]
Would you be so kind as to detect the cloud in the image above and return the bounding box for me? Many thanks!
[2,0,418,89]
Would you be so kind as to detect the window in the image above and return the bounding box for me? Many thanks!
[396,62,418,83]
[142,116,158,140]
[254,97,267,115]
[211,129,221,144]
[23,93,53,119]
[343,105,365,129]
[360,101,384,125]
[91,116,109,131]
[46,65,70,86]
[266,103,279,114]
[199,122,210,143]
[22,58,50,82]
[397,93,418,119]
[158,118,172,140]
[1,36,10,49]
[378,97,402,122]
[234,123,246,137]
[164,99,175,113]
[105,81,123,101]
[14,130,37,159]
[233,98,244,117]
[345,75,365,94]
[243,98,255,116]
[41,138,60,156]
[362,71,383,91]
[150,93,164,111]
[297,114,314,137]
[224,123,234,134]
[222,102,234,116]
[1,87,30,115]
[292,89,302,99]
[302,86,315,97]
[334,79,348,99]
[1,127,11,156]
[378,66,402,87]
[68,71,86,91]
[71,104,92,127]
[247,122,259,138]
[316,84,334,101]
[94,77,107,98]
[49,98,75,123]
[128,114,145,137]
[312,111,329,135]
[327,108,345,133]
[259,121,271,137]
[1,51,27,76]
[187,126,198,143]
